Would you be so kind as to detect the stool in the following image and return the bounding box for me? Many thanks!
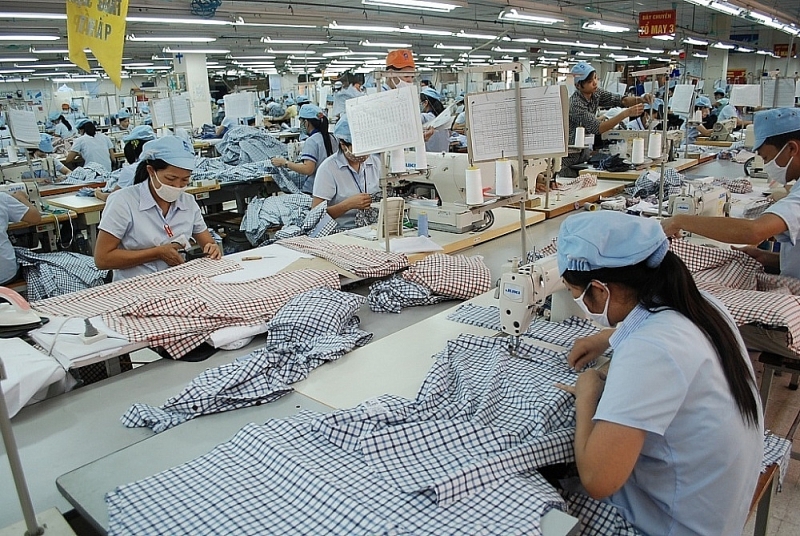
[759,352,800,461]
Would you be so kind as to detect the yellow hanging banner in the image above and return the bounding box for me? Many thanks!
[65,0,130,88]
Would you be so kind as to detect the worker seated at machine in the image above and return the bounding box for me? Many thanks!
[21,134,71,180]
[0,188,41,285]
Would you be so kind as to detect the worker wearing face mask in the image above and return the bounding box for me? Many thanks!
[420,87,450,152]
[312,117,381,230]
[384,49,416,90]
[662,108,800,279]
[94,136,221,281]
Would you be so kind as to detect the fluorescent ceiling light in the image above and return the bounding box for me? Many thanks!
[127,65,172,70]
[322,51,353,57]
[543,50,567,55]
[0,77,28,82]
[491,46,525,53]
[600,43,623,50]
[163,48,230,54]
[682,37,708,45]
[122,62,154,67]
[709,1,742,16]
[511,38,539,44]
[543,39,599,49]
[0,57,37,62]
[0,12,66,20]
[756,49,772,55]
[30,48,80,54]
[784,25,800,36]
[693,52,708,58]
[327,22,399,33]
[735,46,754,52]
[498,9,563,25]
[460,53,491,58]
[434,43,472,50]
[456,31,497,40]
[576,51,601,57]
[228,55,276,60]
[0,35,59,41]
[129,16,229,25]
[0,69,34,74]
[362,0,463,13]
[266,49,316,55]
[261,37,327,45]
[360,40,412,48]
[684,0,712,5]
[582,21,629,33]
[652,35,675,41]
[27,62,76,68]
[712,42,735,49]
[127,35,216,43]
[233,18,317,29]
[639,47,664,54]
[398,26,452,36]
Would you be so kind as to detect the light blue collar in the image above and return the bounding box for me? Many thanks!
[608,303,652,349]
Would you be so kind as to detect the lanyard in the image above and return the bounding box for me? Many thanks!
[346,165,365,193]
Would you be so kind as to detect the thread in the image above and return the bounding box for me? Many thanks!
[390,148,406,173]
[631,138,645,165]
[692,110,703,123]
[745,124,755,148]
[415,143,427,170]
[495,158,514,196]
[6,146,16,163]
[583,202,599,211]
[574,126,585,147]
[465,166,484,205]
[417,211,428,237]
[647,132,662,159]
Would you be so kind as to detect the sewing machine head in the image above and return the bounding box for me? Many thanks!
[0,181,42,211]
[709,119,736,142]
[668,179,729,217]
[601,130,651,160]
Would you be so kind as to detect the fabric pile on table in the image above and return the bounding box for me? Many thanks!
[106,334,579,536]
[192,156,303,193]
[14,248,107,301]
[368,254,492,313]
[239,194,312,246]
[712,177,752,194]
[278,235,409,278]
[625,168,684,200]
[217,126,287,166]
[32,258,341,359]
[59,162,112,185]
[121,288,371,433]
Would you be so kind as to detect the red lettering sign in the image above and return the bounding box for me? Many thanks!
[638,10,677,37]
[774,44,797,58]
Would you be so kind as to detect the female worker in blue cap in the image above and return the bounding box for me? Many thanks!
[420,87,450,153]
[561,62,653,177]
[271,104,336,194]
[113,109,131,132]
[63,119,115,172]
[49,111,76,139]
[94,125,156,201]
[94,136,221,281]
[312,117,381,229]
[25,134,70,178]
[556,210,762,536]
[663,107,800,279]
[685,96,713,144]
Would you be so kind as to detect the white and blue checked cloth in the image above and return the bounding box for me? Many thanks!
[14,248,107,302]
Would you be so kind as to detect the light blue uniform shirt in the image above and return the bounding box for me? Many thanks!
[421,112,450,153]
[0,193,30,283]
[71,133,114,172]
[99,180,207,281]
[53,122,75,138]
[298,130,337,193]
[312,150,381,229]
[717,104,739,122]
[765,180,800,279]
[600,296,763,536]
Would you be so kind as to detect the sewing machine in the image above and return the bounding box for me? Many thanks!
[709,119,737,142]
[405,152,546,233]
[498,255,582,353]
[0,181,43,211]
[668,179,730,217]
[601,130,650,161]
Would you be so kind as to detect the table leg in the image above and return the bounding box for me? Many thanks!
[753,471,776,536]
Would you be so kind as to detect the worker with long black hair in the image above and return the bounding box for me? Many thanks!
[271,104,336,194]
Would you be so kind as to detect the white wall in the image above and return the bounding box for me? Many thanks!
[727,53,800,79]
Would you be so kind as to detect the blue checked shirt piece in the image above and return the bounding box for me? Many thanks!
[217,126,288,166]
[239,193,312,246]
[107,333,579,535]
[625,167,685,201]
[58,162,111,185]
[121,289,372,433]
[14,248,108,301]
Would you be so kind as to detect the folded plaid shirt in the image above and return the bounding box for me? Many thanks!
[14,248,107,301]
[713,177,752,194]
[107,334,577,536]
[122,288,371,432]
[367,277,449,313]
[193,156,303,193]
[272,200,338,242]
[402,254,492,300]
[625,167,684,200]
[279,235,409,278]
[217,126,287,165]
[239,193,311,246]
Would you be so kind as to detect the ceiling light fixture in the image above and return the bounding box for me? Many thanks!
[398,26,452,36]
[0,57,38,62]
[261,37,327,45]
[127,35,216,43]
[543,38,599,49]
[434,43,473,50]
[576,51,601,57]
[735,46,754,52]
[491,46,525,53]
[266,48,316,55]
[511,38,539,44]
[129,16,229,26]
[708,1,742,16]
[163,48,231,54]
[0,35,59,41]
[682,37,708,45]
[360,40,412,48]
[684,0,712,5]
[600,43,623,50]
[652,35,675,41]
[361,0,463,13]
[455,31,497,40]
[327,21,399,33]
[498,9,563,25]
[0,12,66,20]
[693,52,708,58]
[712,42,736,49]
[582,21,630,33]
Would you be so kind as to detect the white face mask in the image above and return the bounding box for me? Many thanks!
[763,144,793,186]
[573,281,613,328]
[151,171,187,203]
[395,79,413,88]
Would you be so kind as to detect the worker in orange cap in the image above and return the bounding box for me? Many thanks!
[384,49,416,90]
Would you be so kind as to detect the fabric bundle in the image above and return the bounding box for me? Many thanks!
[14,248,107,302]
[216,126,287,166]
[278,236,409,278]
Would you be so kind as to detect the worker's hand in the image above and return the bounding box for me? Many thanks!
[555,369,607,402]
[10,191,29,204]
[641,93,655,105]
[567,329,614,370]
[158,243,185,266]
[203,242,222,260]
[271,156,287,168]
[347,193,373,210]
[625,103,645,118]
[660,216,684,238]
[423,127,435,142]
[94,188,108,201]
[732,245,772,266]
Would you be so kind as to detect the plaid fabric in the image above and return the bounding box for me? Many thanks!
[763,432,792,487]
[32,257,242,317]
[239,193,311,246]
[59,162,110,184]
[556,173,598,191]
[367,276,449,313]
[121,288,371,432]
[742,198,774,219]
[713,177,753,194]
[625,167,684,201]
[217,126,288,166]
[279,235,409,278]
[401,254,492,300]
[562,492,641,536]
[272,200,338,242]
[671,239,800,353]
[14,248,107,301]
[108,334,578,535]
[193,156,303,193]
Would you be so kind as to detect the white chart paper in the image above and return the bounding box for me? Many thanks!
[670,84,695,115]
[465,85,568,162]
[86,97,118,117]
[150,95,193,128]
[730,84,762,108]
[761,78,796,108]
[346,85,424,155]
[7,109,41,147]
[223,92,256,119]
